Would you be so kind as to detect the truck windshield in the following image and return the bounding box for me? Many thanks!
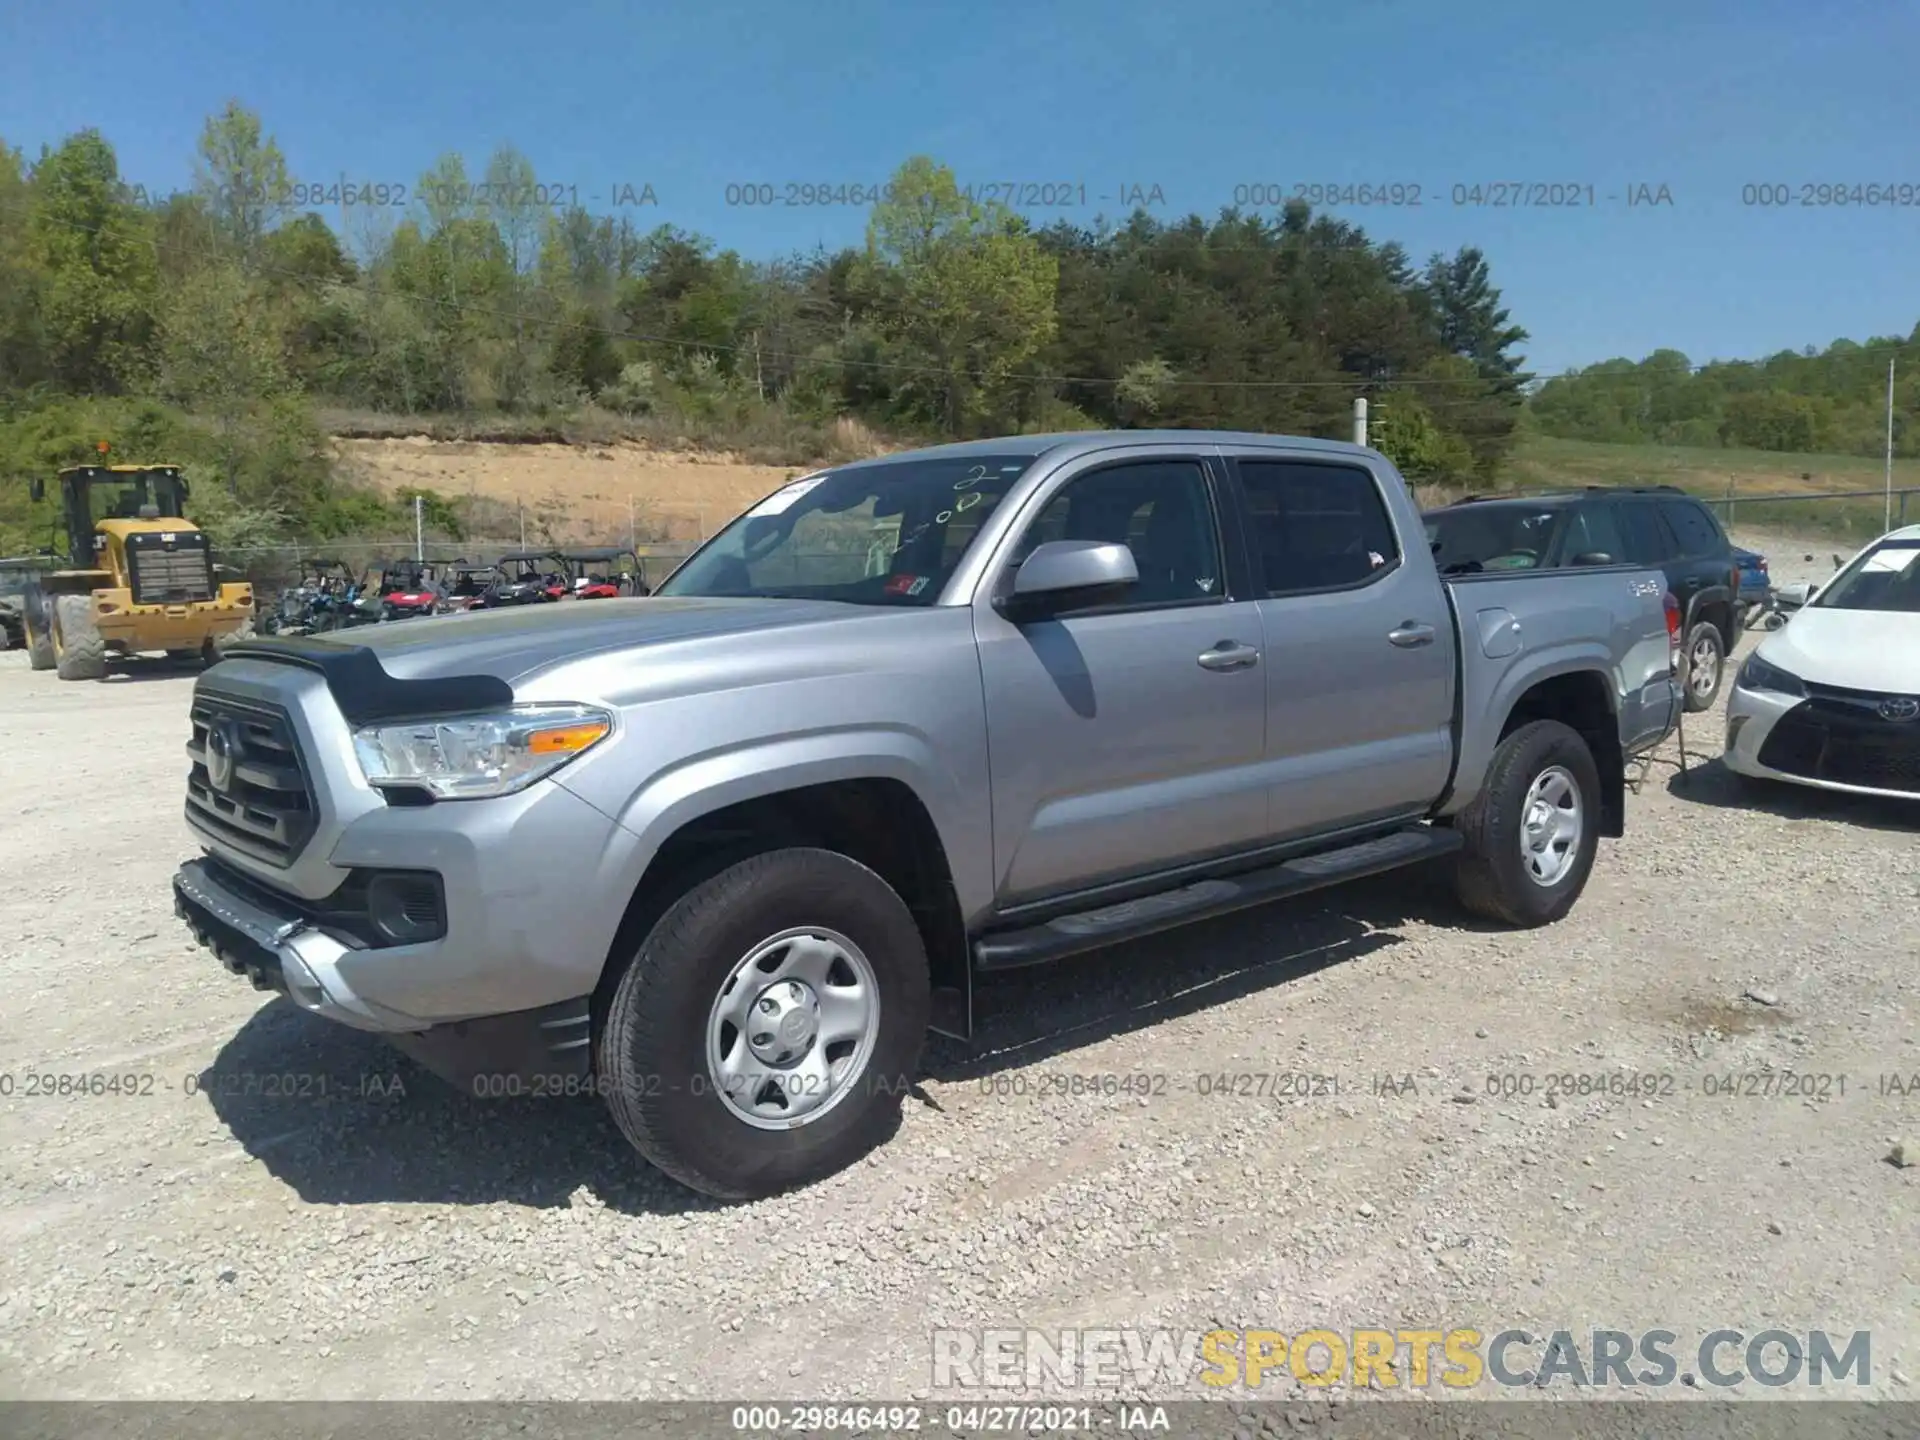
[658,454,1036,605]
[1812,539,1920,612]
[1423,504,1564,574]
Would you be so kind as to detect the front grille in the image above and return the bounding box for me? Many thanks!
[184,694,319,866]
[1757,694,1920,795]
[127,532,213,604]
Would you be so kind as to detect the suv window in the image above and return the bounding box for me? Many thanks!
[1012,460,1223,609]
[1238,460,1400,594]
[1614,499,1678,566]
[1559,503,1628,565]
[1657,497,1726,558]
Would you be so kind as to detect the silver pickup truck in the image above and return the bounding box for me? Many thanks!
[172,432,1680,1198]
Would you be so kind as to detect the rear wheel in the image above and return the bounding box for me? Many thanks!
[23,605,55,671]
[1452,719,1602,928]
[599,847,930,1200]
[1684,623,1725,712]
[51,594,106,680]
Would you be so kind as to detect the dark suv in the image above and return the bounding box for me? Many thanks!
[1423,485,1740,710]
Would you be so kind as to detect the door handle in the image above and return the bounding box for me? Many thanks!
[1197,641,1259,672]
[1388,621,1436,648]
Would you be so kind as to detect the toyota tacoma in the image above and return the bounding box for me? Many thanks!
[172,432,1681,1199]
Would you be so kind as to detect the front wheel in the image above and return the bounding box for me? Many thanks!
[51,594,107,680]
[1451,719,1602,927]
[599,847,930,1201]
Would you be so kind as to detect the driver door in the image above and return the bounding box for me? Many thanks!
[972,451,1270,906]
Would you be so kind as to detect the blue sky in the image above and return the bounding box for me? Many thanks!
[3,0,1916,377]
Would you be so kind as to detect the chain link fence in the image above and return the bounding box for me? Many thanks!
[1702,485,1919,544]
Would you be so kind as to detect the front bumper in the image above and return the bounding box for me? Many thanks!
[173,857,592,1087]
[1724,682,1920,800]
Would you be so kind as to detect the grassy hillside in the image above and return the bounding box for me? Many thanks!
[1499,433,1920,541]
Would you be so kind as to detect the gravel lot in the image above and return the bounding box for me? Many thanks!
[3,531,1917,1408]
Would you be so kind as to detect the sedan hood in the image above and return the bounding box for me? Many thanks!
[241,595,859,685]
[1759,608,1920,692]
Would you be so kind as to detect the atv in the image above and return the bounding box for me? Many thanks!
[368,557,442,621]
[470,551,569,609]
[435,560,501,614]
[260,558,362,636]
[557,547,651,599]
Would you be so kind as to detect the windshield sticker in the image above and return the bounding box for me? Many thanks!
[1862,547,1918,574]
[747,475,826,517]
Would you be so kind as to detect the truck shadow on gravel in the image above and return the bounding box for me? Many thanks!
[1666,757,1920,834]
[199,860,1483,1212]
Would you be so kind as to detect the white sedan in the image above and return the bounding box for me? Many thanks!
[1722,524,1920,800]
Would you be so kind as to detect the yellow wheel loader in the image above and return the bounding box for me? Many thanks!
[18,464,254,681]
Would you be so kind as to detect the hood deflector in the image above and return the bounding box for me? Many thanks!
[219,636,514,727]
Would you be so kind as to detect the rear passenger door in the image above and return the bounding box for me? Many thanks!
[1657,496,1735,625]
[1228,454,1456,840]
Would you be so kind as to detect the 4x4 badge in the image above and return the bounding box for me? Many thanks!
[1629,580,1659,597]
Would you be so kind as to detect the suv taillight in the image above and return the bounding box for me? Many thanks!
[1664,592,1682,672]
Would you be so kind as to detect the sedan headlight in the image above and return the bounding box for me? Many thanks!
[1736,653,1806,698]
[352,703,613,800]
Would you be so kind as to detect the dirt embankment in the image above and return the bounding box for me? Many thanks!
[330,437,801,544]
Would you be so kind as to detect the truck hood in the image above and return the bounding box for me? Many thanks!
[1759,608,1920,692]
[258,596,859,684]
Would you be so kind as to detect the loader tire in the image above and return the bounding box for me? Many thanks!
[23,604,55,671]
[52,594,107,680]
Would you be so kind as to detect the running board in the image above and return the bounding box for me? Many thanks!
[972,825,1463,972]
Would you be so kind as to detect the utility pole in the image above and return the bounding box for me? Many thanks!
[518,499,527,548]
[1352,397,1369,447]
[628,492,636,549]
[414,494,424,561]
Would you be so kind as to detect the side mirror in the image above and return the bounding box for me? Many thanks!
[1570,551,1613,567]
[997,540,1138,621]
[29,478,44,503]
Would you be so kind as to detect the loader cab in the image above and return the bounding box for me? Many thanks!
[32,466,192,569]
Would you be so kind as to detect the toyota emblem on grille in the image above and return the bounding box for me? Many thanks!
[1878,696,1920,723]
[205,720,240,792]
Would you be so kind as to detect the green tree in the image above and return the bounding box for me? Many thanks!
[192,102,291,263]
[26,130,158,392]
[156,261,292,494]
[863,157,1058,432]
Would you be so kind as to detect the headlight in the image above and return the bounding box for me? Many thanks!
[1736,653,1806,698]
[351,703,613,800]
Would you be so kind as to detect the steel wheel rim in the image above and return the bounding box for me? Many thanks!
[1689,635,1719,697]
[704,926,881,1131]
[1519,765,1582,887]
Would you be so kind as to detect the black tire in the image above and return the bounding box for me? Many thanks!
[1683,622,1724,713]
[1451,719,1602,928]
[206,619,254,665]
[600,847,931,1201]
[22,595,55,671]
[51,594,107,680]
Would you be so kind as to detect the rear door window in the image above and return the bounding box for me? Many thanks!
[1614,500,1678,566]
[1657,498,1726,558]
